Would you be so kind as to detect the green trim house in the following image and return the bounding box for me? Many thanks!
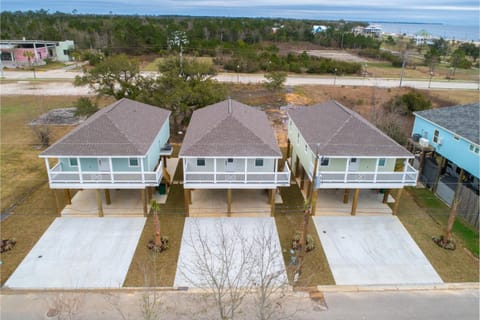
[40,98,171,215]
[287,101,417,215]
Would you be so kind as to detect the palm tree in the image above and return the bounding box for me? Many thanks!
[150,200,161,247]
[22,50,36,79]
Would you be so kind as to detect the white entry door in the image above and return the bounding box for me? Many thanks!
[349,158,359,171]
[98,158,110,171]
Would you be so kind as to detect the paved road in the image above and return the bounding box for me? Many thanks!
[1,69,479,91]
[1,289,478,319]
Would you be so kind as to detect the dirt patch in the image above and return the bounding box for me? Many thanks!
[285,92,312,105]
[29,107,85,126]
[275,41,325,55]
[302,50,369,63]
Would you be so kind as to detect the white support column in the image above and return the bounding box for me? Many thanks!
[274,158,278,184]
[344,158,350,183]
[183,158,187,184]
[244,158,247,183]
[109,157,114,183]
[140,157,145,183]
[214,158,217,183]
[77,157,83,183]
[402,159,408,183]
[374,158,379,183]
[33,42,39,61]
[44,158,51,181]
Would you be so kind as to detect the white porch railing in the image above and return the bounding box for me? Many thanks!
[184,163,290,186]
[48,161,163,186]
[316,163,418,186]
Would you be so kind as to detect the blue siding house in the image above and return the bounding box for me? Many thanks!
[412,103,480,205]
[412,103,480,180]
[40,98,171,215]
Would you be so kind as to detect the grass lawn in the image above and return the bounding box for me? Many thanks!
[407,188,479,257]
[124,157,186,287]
[395,188,479,282]
[123,212,186,287]
[275,185,335,286]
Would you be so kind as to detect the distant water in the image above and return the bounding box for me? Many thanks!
[379,22,479,42]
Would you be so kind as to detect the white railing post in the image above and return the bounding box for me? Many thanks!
[374,158,379,183]
[244,158,247,183]
[140,157,145,183]
[402,160,408,183]
[214,158,217,183]
[109,157,114,183]
[77,157,83,183]
[44,158,51,181]
[344,158,350,183]
[274,158,278,184]
[183,158,187,184]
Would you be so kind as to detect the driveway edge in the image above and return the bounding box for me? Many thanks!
[317,282,480,292]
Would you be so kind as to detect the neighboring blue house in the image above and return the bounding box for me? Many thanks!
[40,98,172,216]
[412,103,480,204]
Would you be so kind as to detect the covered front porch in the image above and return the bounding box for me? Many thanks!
[185,189,283,217]
[182,157,291,189]
[314,189,395,216]
[58,158,178,216]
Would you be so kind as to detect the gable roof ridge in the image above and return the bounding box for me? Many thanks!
[232,105,279,152]
[184,109,229,150]
[320,100,353,149]
[332,100,406,148]
[103,110,141,153]
[231,115,279,155]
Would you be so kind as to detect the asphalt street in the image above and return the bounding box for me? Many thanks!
[1,288,478,319]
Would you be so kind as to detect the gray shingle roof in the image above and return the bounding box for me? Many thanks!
[179,99,282,157]
[414,103,480,144]
[288,101,412,157]
[40,98,171,157]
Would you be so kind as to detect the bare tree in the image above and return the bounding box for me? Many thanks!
[179,219,291,320]
[45,292,85,320]
[138,254,163,320]
[30,124,51,147]
[251,222,289,320]
[179,219,255,320]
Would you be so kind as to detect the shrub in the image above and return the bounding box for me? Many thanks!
[264,71,287,91]
[377,118,407,145]
[74,97,98,117]
[385,90,431,115]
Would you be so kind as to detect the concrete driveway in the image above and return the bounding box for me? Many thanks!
[4,217,145,289]
[313,216,443,285]
[174,217,287,288]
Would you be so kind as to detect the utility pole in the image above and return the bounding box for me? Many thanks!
[399,51,408,87]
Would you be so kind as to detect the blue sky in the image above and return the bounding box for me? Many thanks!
[2,0,479,25]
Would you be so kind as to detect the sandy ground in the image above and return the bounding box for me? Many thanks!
[0,81,93,95]
[301,50,369,63]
